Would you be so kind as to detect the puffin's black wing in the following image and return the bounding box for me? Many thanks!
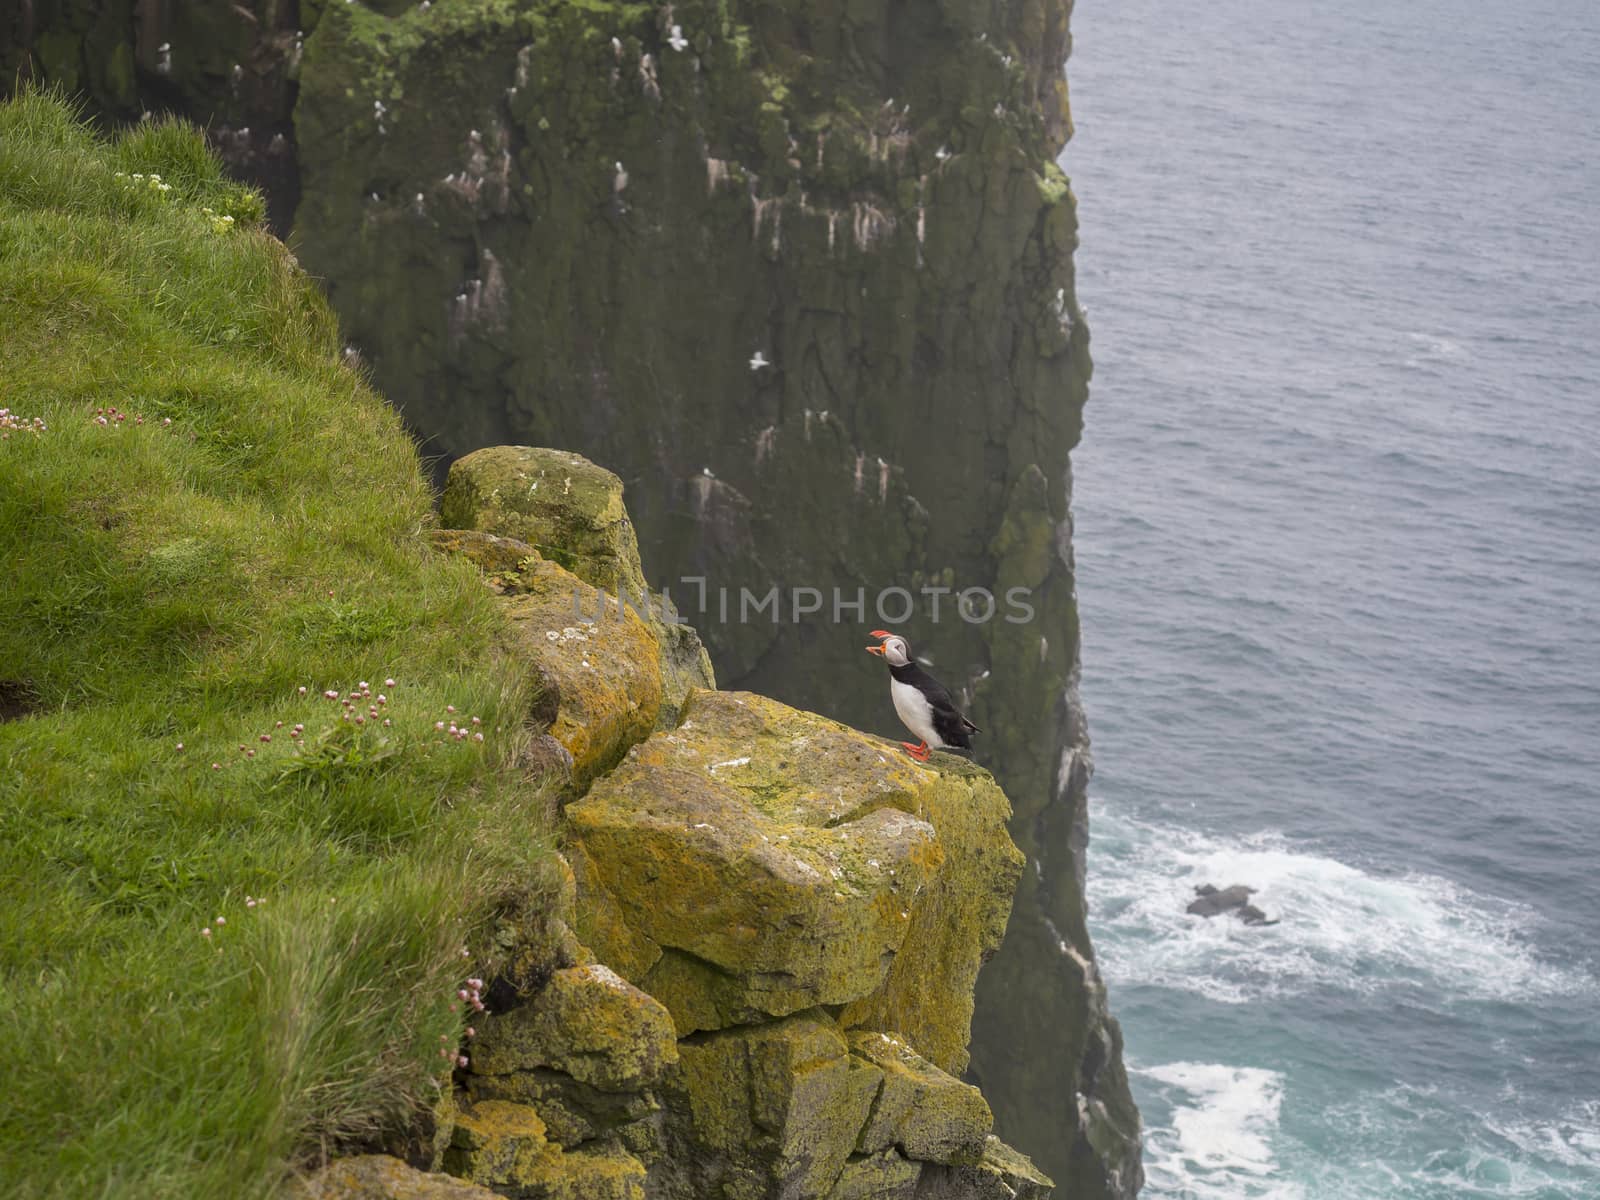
[900,663,980,749]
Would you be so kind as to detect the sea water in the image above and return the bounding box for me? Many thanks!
[1064,0,1600,1195]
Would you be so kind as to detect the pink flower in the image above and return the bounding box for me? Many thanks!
[215,917,226,926]
[446,705,456,714]
[382,719,392,727]
[435,722,446,731]
[246,749,256,758]
[473,733,484,743]
[471,717,481,726]
[201,927,212,937]
[298,686,308,695]
[457,1055,469,1068]
[175,742,184,750]
[465,1026,476,1039]
[385,678,396,687]
[457,989,470,1001]
[259,733,271,743]
[212,763,221,770]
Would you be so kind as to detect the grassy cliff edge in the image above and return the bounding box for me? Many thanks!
[0,91,556,1198]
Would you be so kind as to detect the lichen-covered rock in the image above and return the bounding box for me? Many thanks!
[915,1136,1054,1200]
[428,528,543,592]
[442,446,647,600]
[444,1100,549,1189]
[840,759,1023,1074]
[849,1032,991,1166]
[568,690,949,1031]
[469,963,678,1092]
[293,1154,500,1200]
[445,1099,646,1200]
[465,1067,660,1150]
[652,615,716,731]
[826,1151,922,1200]
[672,1011,883,1200]
[500,557,662,788]
[440,444,715,733]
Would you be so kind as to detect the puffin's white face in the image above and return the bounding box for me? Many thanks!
[867,633,911,667]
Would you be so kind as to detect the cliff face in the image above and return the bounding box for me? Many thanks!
[4,3,1141,1192]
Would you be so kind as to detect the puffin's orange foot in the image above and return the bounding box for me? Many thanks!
[901,741,931,762]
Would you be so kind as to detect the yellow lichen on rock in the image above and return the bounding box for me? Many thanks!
[440,446,647,599]
[840,759,1025,1074]
[568,689,948,1032]
[468,963,678,1092]
[499,557,663,788]
[292,1154,501,1199]
[445,1099,646,1200]
[674,1011,884,1199]
[827,1150,923,1200]
[426,528,543,589]
[849,1031,992,1165]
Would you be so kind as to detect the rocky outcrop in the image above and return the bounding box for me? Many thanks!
[420,448,1052,1198]
[294,1154,502,1200]
[7,1,1144,1186]
[1187,884,1278,926]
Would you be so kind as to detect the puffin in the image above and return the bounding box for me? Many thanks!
[865,630,979,761]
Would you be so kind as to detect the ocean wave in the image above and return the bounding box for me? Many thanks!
[1087,810,1590,1005]
[1136,1071,1600,1200]
[1136,1061,1305,1200]
[1302,1087,1600,1199]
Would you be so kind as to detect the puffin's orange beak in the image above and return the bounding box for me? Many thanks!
[866,643,886,656]
[870,630,894,639]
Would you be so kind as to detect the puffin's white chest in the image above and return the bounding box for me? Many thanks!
[890,678,944,748]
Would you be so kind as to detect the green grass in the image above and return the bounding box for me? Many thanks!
[0,91,555,1198]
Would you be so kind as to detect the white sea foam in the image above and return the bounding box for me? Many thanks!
[1484,1099,1600,1177]
[1087,808,1588,1005]
[1136,1061,1304,1200]
[1140,1071,1600,1200]
[1402,330,1465,360]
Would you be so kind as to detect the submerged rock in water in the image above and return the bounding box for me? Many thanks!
[1187,884,1279,926]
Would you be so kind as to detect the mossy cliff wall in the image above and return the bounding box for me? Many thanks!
[4,3,1141,1192]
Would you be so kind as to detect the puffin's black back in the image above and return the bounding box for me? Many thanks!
[888,660,980,749]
